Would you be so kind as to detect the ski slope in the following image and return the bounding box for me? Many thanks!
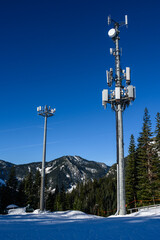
[0,207,160,240]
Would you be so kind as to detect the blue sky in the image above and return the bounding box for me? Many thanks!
[0,0,159,166]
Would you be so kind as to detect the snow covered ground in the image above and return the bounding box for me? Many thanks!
[0,207,160,239]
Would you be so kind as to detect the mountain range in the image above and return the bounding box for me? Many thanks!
[0,156,110,191]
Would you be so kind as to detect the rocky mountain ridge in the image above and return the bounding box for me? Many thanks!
[0,156,110,191]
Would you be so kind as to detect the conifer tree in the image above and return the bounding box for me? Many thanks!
[46,192,55,211]
[7,166,18,190]
[16,180,27,207]
[125,134,137,208]
[0,185,9,213]
[6,166,18,204]
[155,112,160,152]
[136,108,154,202]
[152,112,160,199]
[59,184,69,211]
[33,170,41,209]
[24,171,34,206]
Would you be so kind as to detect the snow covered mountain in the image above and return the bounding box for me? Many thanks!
[0,156,110,191]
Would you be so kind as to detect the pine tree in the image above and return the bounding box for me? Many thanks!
[136,108,154,203]
[33,170,41,209]
[16,180,27,207]
[152,112,160,200]
[54,193,62,211]
[46,192,55,211]
[7,166,18,190]
[24,171,34,206]
[125,134,137,208]
[155,112,160,152]
[0,185,9,213]
[59,184,69,211]
[6,166,18,205]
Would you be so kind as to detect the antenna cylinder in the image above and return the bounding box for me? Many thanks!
[126,67,130,83]
[125,15,128,25]
[108,15,111,25]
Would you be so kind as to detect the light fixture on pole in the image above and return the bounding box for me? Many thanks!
[102,15,136,215]
[37,105,56,211]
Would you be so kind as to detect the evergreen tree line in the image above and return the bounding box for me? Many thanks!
[0,166,116,216]
[46,175,116,216]
[0,169,41,213]
[125,109,160,209]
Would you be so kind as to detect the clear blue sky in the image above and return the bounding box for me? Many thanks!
[0,0,159,166]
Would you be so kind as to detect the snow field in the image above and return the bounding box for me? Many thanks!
[0,208,160,239]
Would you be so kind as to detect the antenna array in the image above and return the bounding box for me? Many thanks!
[102,15,136,215]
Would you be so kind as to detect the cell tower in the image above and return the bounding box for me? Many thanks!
[37,105,56,211]
[102,15,136,215]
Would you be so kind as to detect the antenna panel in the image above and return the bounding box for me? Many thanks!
[102,89,108,104]
[127,85,134,99]
[126,67,130,81]
[115,87,121,100]
[133,87,136,100]
[108,15,111,25]
[110,48,113,55]
[106,70,112,87]
[106,70,109,84]
[51,108,56,113]
[125,15,128,25]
